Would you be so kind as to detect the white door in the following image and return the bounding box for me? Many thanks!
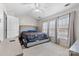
[7,15,19,39]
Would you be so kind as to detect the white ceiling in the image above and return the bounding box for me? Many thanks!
[3,3,79,20]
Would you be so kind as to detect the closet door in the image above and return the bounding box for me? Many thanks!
[49,19,56,43]
[42,21,49,34]
[7,15,19,39]
[57,14,70,47]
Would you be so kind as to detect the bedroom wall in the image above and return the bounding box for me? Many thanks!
[39,6,79,40]
[19,16,38,32]
[74,10,79,41]
[19,16,37,26]
[0,4,18,41]
[37,20,43,32]
[0,4,5,42]
[37,5,79,47]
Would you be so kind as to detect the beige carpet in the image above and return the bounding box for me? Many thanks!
[23,42,69,56]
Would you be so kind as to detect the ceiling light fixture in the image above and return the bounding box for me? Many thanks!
[35,9,41,12]
[34,3,41,12]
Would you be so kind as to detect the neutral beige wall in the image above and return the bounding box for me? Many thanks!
[39,7,79,40]
[74,10,79,40]
[37,6,79,48]
[37,20,43,32]
[19,16,38,26]
[0,4,5,41]
[18,16,39,32]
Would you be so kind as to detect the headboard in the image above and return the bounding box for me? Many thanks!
[19,25,37,33]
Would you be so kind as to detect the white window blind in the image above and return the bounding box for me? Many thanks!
[42,21,49,34]
[49,20,56,37]
[57,14,69,40]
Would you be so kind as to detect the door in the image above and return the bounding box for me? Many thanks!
[7,15,19,39]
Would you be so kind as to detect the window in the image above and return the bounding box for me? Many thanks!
[42,21,49,34]
[57,14,69,40]
[49,20,56,37]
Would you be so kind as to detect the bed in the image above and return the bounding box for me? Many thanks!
[19,30,49,47]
